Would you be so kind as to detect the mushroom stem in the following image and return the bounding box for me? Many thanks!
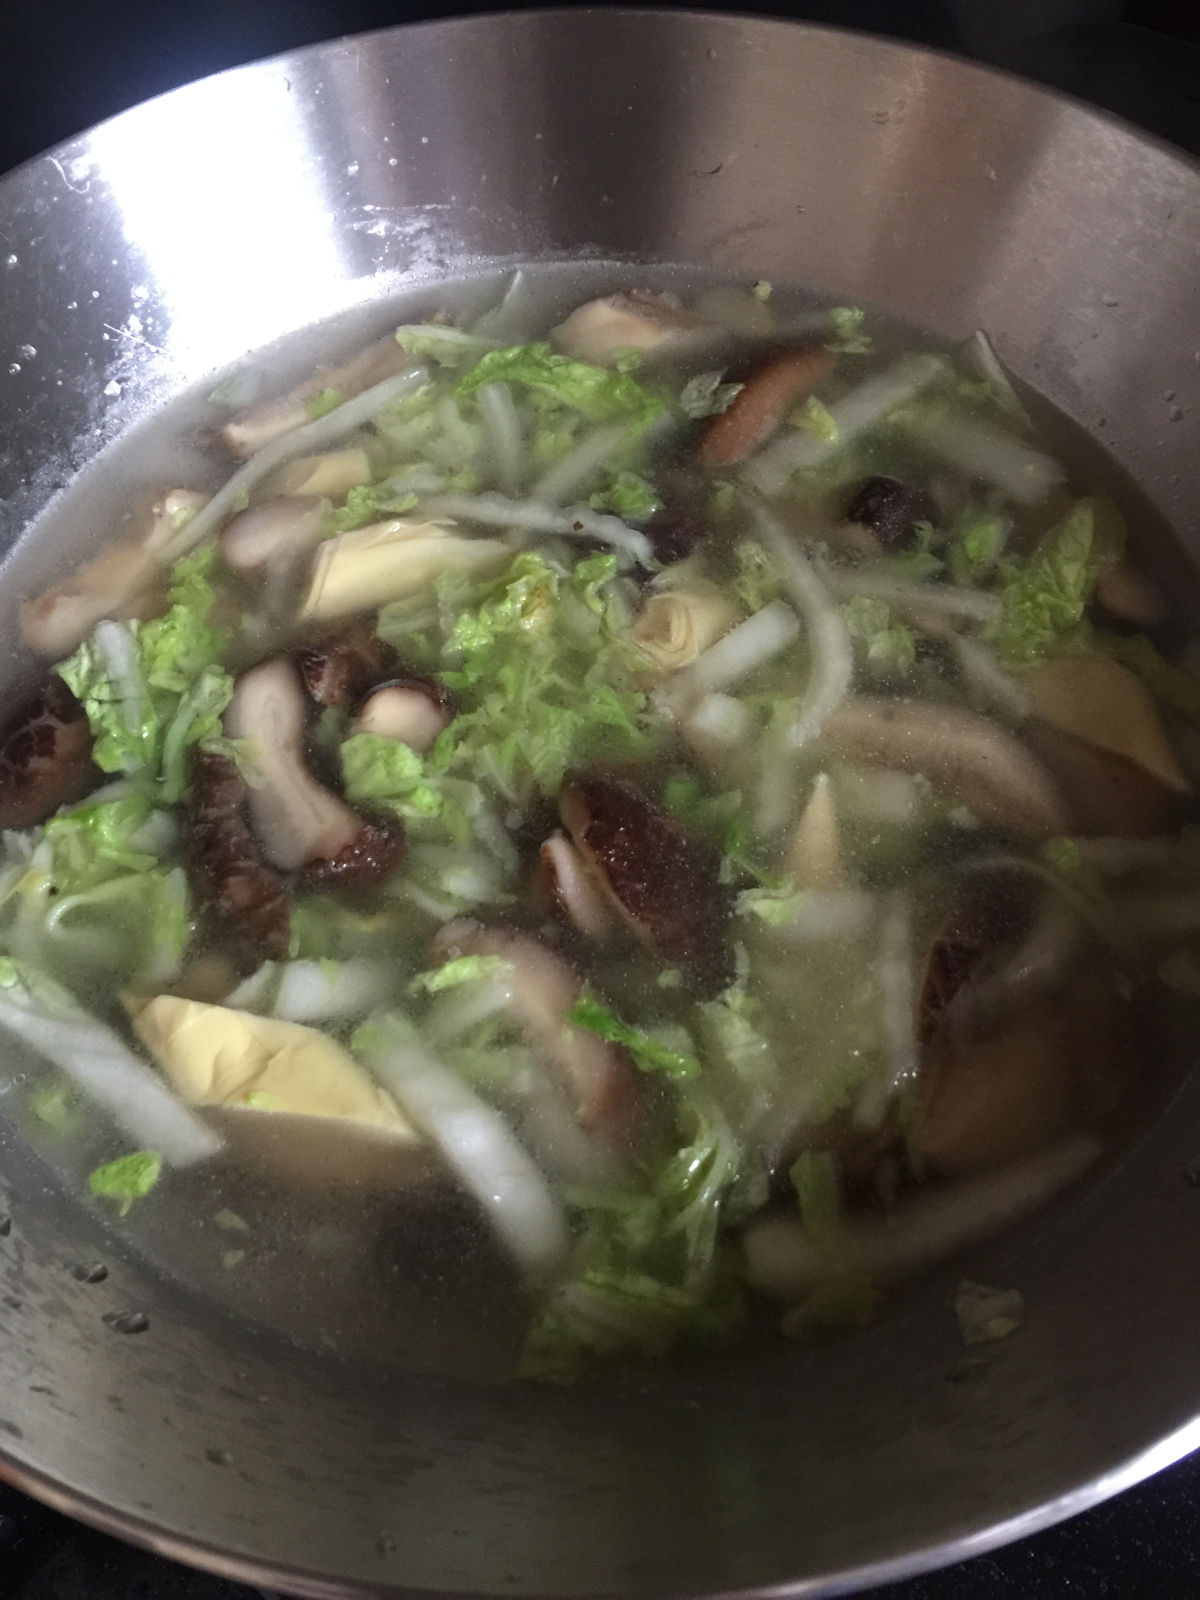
[742,1135,1102,1300]
[224,658,402,890]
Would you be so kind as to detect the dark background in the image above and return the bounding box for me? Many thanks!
[1,1,1199,1596]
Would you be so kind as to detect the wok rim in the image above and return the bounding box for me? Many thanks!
[0,8,1198,1596]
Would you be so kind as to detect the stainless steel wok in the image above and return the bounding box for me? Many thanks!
[0,10,1199,1596]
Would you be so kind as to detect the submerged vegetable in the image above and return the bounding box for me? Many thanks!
[3,275,1194,1383]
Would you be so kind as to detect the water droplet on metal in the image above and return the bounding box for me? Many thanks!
[71,1262,108,1284]
[7,364,20,376]
[1164,389,1177,402]
[205,1447,234,1467]
[3,254,16,269]
[103,1310,149,1335]
[1169,405,1185,423]
[0,1217,12,1238]
[16,344,35,360]
[1100,293,1119,307]
[376,1533,397,1554]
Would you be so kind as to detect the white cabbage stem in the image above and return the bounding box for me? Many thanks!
[163,365,429,563]
[747,501,853,749]
[360,1018,568,1283]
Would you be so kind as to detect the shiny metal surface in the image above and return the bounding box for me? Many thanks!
[1,10,1199,1597]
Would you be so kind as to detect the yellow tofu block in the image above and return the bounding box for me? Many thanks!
[130,997,432,1186]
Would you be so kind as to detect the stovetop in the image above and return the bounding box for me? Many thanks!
[0,1,1198,1596]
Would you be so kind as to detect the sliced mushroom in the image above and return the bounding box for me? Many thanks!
[20,489,207,657]
[0,676,96,830]
[539,831,617,939]
[844,475,937,548]
[186,749,292,966]
[1020,653,1189,794]
[550,290,696,366]
[1023,720,1180,839]
[786,773,842,890]
[698,346,836,469]
[219,333,415,459]
[559,774,733,991]
[262,448,372,501]
[355,677,455,755]
[915,962,1129,1175]
[219,495,329,577]
[295,624,395,710]
[299,518,508,622]
[435,921,639,1149]
[224,657,403,888]
[822,697,1068,838]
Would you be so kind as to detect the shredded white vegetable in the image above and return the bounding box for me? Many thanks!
[360,1017,568,1282]
[0,970,221,1167]
[422,491,655,568]
[476,381,524,497]
[683,693,755,752]
[748,502,853,748]
[755,731,798,839]
[422,975,516,1047]
[664,599,800,710]
[93,620,146,738]
[908,410,1064,507]
[824,564,1002,625]
[961,330,1030,426]
[469,269,535,342]
[745,352,947,496]
[227,960,398,1025]
[162,365,429,563]
[532,423,628,505]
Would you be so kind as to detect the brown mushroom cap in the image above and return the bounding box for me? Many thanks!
[0,677,97,831]
[295,625,395,710]
[698,346,836,469]
[559,774,733,991]
[186,749,292,967]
